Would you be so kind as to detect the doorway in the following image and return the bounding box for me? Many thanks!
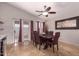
[14,20,29,45]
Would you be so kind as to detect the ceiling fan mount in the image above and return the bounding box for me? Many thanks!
[36,5,56,17]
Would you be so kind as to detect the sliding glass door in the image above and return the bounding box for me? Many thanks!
[14,20,29,45]
[23,21,29,41]
[14,21,20,43]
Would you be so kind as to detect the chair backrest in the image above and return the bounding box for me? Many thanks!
[53,32,60,44]
[47,31,53,38]
[48,31,53,35]
[46,31,53,35]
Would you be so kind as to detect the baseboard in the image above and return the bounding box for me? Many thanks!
[6,40,31,45]
[59,40,79,48]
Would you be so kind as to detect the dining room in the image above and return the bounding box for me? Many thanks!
[6,19,79,56]
[0,2,79,56]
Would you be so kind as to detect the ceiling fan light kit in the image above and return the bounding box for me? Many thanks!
[42,12,48,15]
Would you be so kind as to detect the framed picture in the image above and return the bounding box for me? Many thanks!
[55,16,79,29]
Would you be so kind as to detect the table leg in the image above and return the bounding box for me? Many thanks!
[43,43,48,50]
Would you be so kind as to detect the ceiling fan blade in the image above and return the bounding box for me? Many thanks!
[38,14,42,16]
[36,10,43,12]
[44,5,46,9]
[45,15,48,17]
[48,12,56,14]
[45,7,51,11]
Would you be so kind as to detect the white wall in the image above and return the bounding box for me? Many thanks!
[46,2,79,47]
[0,2,40,44]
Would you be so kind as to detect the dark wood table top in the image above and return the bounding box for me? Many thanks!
[39,34,53,39]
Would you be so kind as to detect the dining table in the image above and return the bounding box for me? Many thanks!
[39,33,53,49]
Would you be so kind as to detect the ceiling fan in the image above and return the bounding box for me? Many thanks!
[36,5,56,17]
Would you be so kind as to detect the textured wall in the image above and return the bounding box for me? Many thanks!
[46,3,79,47]
[0,3,39,44]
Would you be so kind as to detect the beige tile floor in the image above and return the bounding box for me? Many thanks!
[6,41,79,56]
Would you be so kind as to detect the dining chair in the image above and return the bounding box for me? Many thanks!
[47,31,53,35]
[52,32,60,52]
[33,31,42,50]
[32,31,35,45]
[47,31,53,47]
[47,32,60,52]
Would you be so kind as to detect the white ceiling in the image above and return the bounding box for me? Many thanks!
[7,2,79,20]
